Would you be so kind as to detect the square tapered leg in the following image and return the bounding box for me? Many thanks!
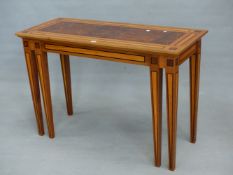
[150,66,163,167]
[190,41,201,143]
[60,54,73,116]
[24,43,45,136]
[166,68,179,171]
[35,42,55,138]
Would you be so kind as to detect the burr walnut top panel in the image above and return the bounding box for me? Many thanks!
[40,21,185,45]
[16,18,207,56]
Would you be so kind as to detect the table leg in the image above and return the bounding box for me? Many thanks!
[24,47,44,136]
[150,67,163,167]
[166,68,179,171]
[189,43,201,143]
[60,54,73,115]
[35,47,55,138]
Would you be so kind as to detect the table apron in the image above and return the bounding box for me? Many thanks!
[44,44,151,66]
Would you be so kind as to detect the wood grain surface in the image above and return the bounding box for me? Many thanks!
[16,18,207,56]
[16,18,207,171]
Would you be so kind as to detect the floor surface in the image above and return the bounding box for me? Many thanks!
[0,0,233,174]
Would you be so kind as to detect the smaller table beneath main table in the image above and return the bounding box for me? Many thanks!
[16,18,207,170]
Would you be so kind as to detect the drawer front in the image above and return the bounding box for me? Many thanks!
[45,44,145,62]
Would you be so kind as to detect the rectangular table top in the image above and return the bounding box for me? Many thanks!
[16,18,207,56]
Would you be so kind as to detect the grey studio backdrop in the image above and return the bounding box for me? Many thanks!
[0,0,233,174]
